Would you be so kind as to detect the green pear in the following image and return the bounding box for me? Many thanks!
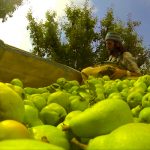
[0,82,25,122]
[131,105,143,117]
[103,81,118,97]
[24,87,38,95]
[120,88,129,102]
[40,103,67,126]
[11,85,25,99]
[102,75,110,81]
[10,78,23,88]
[133,80,147,92]
[29,125,70,150]
[23,105,43,127]
[47,90,71,112]
[108,92,122,99]
[62,99,133,138]
[142,93,150,107]
[137,74,150,87]
[36,87,49,94]
[56,77,67,87]
[0,139,65,150]
[0,120,31,140]
[147,85,150,92]
[116,80,128,92]
[64,110,82,124]
[28,94,47,111]
[69,95,89,111]
[87,123,150,150]
[23,99,35,107]
[63,80,80,90]
[139,107,150,123]
[127,91,143,108]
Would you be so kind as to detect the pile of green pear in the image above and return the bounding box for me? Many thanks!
[0,74,150,150]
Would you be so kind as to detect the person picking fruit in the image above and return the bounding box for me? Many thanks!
[81,32,141,80]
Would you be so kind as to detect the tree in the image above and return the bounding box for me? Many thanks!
[26,0,98,70]
[95,8,148,69]
[0,0,23,22]
[62,0,97,70]
[26,10,65,62]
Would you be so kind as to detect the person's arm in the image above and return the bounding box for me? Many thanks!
[122,52,141,75]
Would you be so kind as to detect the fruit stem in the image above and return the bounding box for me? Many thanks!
[62,123,70,131]
[71,137,87,150]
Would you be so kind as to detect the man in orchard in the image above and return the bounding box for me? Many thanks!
[81,32,141,80]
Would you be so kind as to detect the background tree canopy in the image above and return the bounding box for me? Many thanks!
[0,0,23,22]
[26,0,149,74]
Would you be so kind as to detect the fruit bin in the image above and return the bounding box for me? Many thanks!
[0,40,82,87]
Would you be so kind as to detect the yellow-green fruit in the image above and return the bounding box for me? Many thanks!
[10,78,23,88]
[139,107,150,123]
[23,105,43,127]
[47,90,71,112]
[87,123,150,150]
[0,82,25,122]
[0,139,65,150]
[29,94,47,111]
[64,99,133,138]
[0,120,31,140]
[29,125,70,150]
[40,103,67,126]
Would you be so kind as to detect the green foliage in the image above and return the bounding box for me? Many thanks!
[95,8,149,70]
[0,0,23,22]
[26,2,150,72]
[27,10,62,59]
[62,0,97,70]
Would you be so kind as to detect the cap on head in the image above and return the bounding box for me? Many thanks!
[105,32,122,43]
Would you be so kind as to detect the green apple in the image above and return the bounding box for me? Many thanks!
[142,93,150,107]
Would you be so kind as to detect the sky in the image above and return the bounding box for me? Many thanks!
[0,0,150,52]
